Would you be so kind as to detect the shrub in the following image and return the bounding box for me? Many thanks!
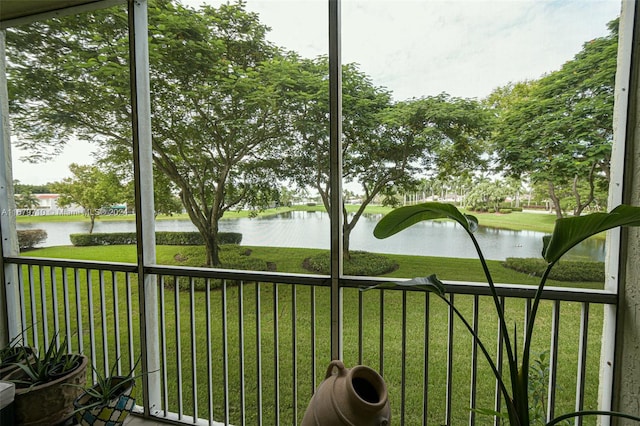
[499,208,513,214]
[511,207,523,212]
[503,257,604,282]
[166,246,269,291]
[70,232,242,246]
[303,251,398,276]
[160,231,242,245]
[17,229,47,250]
[70,232,136,246]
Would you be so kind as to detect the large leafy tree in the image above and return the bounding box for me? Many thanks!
[284,57,490,257]
[284,58,417,258]
[7,0,295,265]
[51,164,123,233]
[490,19,617,218]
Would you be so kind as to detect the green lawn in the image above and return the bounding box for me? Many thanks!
[18,243,604,424]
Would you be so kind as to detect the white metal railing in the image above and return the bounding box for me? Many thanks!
[5,256,616,426]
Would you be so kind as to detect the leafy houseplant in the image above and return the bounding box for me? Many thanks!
[3,333,88,426]
[72,358,141,426]
[0,334,34,377]
[372,202,640,425]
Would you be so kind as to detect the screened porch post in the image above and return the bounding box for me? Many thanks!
[128,0,161,415]
[610,0,640,419]
[602,0,640,422]
[0,30,22,347]
[329,0,344,361]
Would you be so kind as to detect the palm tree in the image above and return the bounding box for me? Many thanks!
[16,190,40,211]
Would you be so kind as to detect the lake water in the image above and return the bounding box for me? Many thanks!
[17,211,605,262]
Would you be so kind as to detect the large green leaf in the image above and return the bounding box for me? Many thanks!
[543,205,640,263]
[373,202,478,239]
[362,274,446,296]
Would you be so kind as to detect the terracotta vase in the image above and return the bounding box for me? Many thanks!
[301,360,391,426]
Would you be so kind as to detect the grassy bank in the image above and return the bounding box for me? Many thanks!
[15,206,299,223]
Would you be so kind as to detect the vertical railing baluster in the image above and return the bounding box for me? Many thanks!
[445,293,455,426]
[39,265,49,349]
[575,302,589,426]
[379,290,384,376]
[74,268,83,353]
[358,288,363,365]
[99,270,109,373]
[189,277,198,420]
[494,296,505,426]
[28,265,37,348]
[310,286,316,392]
[87,269,97,383]
[401,290,407,425]
[159,276,169,416]
[17,264,26,339]
[469,295,480,426]
[50,266,60,347]
[222,280,230,425]
[423,292,430,426]
[256,282,263,426]
[238,281,246,426]
[525,298,532,335]
[273,283,280,425]
[174,276,183,419]
[62,267,72,352]
[112,271,121,375]
[547,300,561,423]
[126,273,134,372]
[205,278,214,425]
[292,284,298,425]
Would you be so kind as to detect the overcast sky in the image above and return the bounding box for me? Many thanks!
[13,0,622,185]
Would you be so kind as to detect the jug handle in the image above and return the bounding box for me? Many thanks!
[325,360,347,379]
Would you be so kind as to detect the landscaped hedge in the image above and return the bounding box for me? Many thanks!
[303,251,398,276]
[70,231,242,246]
[17,229,47,250]
[503,257,604,282]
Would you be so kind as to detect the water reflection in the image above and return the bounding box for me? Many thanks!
[17,210,605,261]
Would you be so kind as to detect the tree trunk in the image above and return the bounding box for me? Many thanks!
[204,231,221,267]
[343,228,351,261]
[572,164,596,216]
[548,181,563,219]
[89,214,96,234]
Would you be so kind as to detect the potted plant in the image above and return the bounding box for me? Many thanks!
[0,334,34,378]
[371,202,640,425]
[72,358,141,426]
[3,333,88,426]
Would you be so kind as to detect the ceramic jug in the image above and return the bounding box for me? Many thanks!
[301,360,390,425]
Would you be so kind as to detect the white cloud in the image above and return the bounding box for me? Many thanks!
[12,140,95,186]
[182,0,620,99]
